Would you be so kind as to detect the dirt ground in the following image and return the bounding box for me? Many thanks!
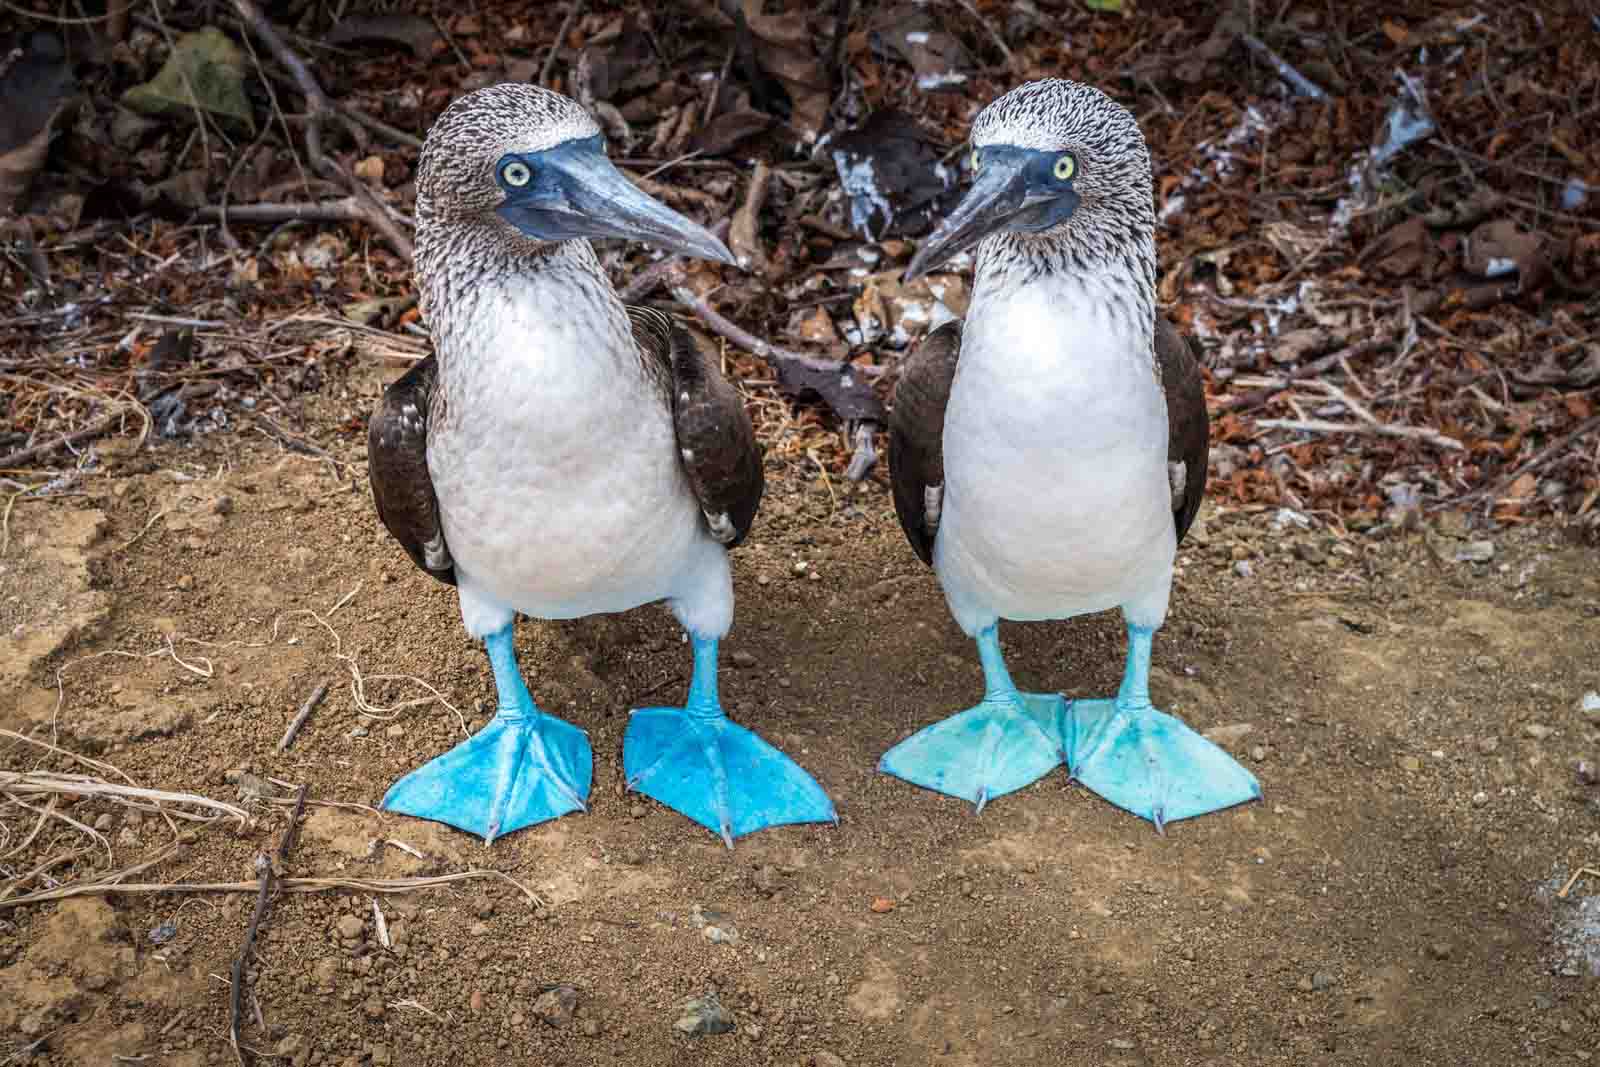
[3,356,1599,1067]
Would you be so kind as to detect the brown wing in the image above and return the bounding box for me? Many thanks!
[368,355,455,585]
[888,319,963,566]
[628,306,764,547]
[1155,315,1209,545]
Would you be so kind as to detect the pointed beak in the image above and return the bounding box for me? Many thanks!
[905,152,1078,281]
[497,137,736,266]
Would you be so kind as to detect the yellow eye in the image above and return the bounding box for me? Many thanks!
[501,160,532,187]
[1053,153,1076,181]
[970,149,982,172]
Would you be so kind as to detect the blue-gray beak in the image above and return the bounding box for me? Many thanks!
[496,135,736,266]
[906,147,1080,281]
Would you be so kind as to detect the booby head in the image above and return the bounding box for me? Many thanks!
[906,79,1154,280]
[414,83,734,265]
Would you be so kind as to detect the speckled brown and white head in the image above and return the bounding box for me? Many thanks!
[412,84,732,337]
[415,84,600,234]
[907,79,1156,286]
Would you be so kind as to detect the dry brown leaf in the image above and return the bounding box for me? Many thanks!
[326,13,442,58]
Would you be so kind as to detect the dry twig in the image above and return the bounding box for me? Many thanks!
[229,784,306,1067]
[277,681,330,753]
[227,0,413,260]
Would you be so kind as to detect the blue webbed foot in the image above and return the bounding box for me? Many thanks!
[877,691,1066,810]
[877,625,1066,811]
[381,625,591,842]
[623,636,836,847]
[1064,625,1260,831]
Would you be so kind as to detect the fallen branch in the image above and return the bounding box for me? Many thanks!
[1255,417,1464,451]
[196,198,378,225]
[277,680,329,753]
[0,867,541,909]
[0,409,129,470]
[667,271,885,423]
[1452,412,1600,507]
[228,0,413,261]
[230,784,306,1067]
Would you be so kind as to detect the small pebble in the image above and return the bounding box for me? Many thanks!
[1399,755,1420,771]
[1455,540,1495,563]
[1471,791,1489,808]
[335,915,363,940]
[730,650,758,669]
[1523,723,1552,740]
[1476,736,1499,755]
[1427,941,1454,961]
[1249,744,1268,762]
[348,726,369,738]
[1311,971,1335,991]
[386,724,405,739]
[176,574,194,591]
[630,803,647,819]
[812,1054,846,1067]
[1233,560,1254,578]
[1580,691,1600,717]
[93,813,114,831]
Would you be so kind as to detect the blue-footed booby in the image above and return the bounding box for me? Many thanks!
[368,84,835,846]
[880,79,1261,830]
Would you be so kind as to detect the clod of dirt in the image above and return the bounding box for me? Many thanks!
[673,992,735,1036]
[532,983,579,1027]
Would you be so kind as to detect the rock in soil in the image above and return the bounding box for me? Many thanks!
[673,992,735,1036]
[532,984,578,1027]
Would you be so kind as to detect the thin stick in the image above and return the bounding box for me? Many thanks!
[0,410,125,470]
[229,785,306,1067]
[1255,417,1464,451]
[0,868,541,908]
[277,681,329,753]
[1214,337,1391,413]
[228,0,413,260]
[951,0,1012,68]
[1241,33,1326,99]
[1453,413,1600,506]
[1557,866,1599,900]
[667,277,883,380]
[196,199,377,224]
[541,0,584,88]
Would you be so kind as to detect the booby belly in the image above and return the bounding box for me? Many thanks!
[880,80,1259,829]
[368,85,835,845]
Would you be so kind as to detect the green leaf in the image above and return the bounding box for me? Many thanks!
[1084,0,1124,11]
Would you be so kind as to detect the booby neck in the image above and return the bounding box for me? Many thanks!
[415,229,631,369]
[968,229,1159,359]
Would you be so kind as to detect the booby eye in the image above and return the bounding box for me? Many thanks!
[1052,153,1077,181]
[970,149,982,172]
[501,160,532,187]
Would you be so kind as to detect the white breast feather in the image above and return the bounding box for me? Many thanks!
[934,271,1175,634]
[427,271,729,634]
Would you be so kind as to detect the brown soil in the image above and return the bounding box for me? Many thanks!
[3,360,1599,1066]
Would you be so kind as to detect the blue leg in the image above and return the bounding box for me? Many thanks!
[878,625,1067,812]
[624,636,836,847]
[1064,625,1261,831]
[381,624,592,842]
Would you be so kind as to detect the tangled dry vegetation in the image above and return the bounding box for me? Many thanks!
[3,0,1598,531]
